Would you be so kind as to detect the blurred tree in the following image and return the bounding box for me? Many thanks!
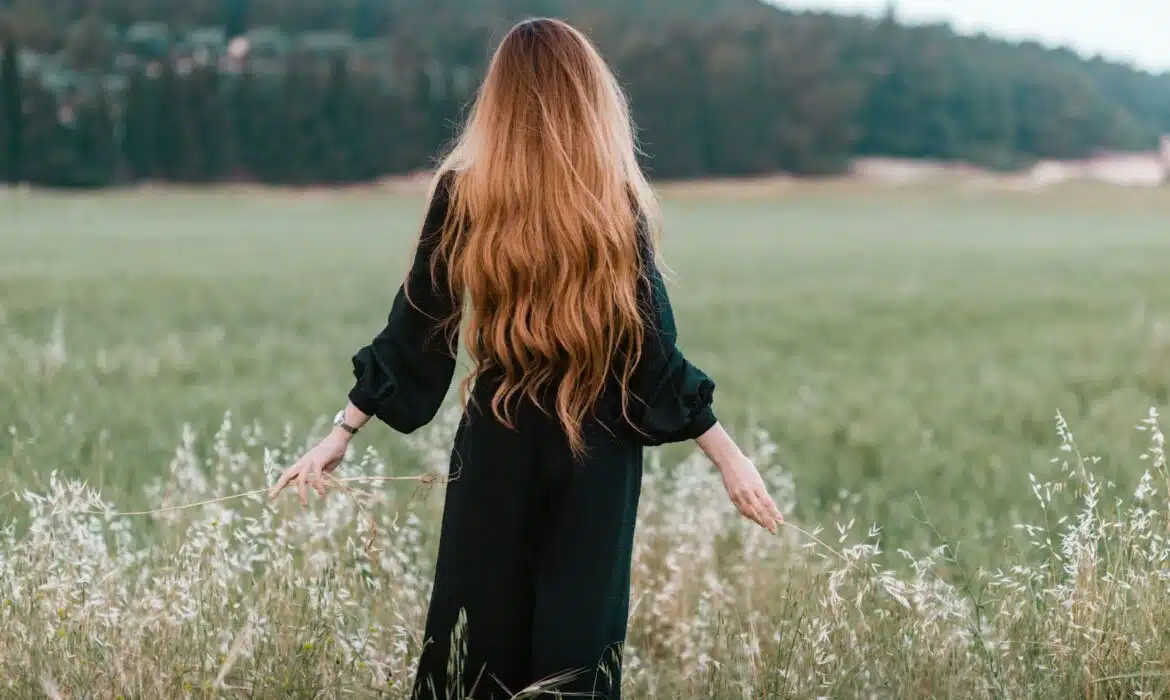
[2,0,1169,187]
[73,85,120,187]
[1,33,20,183]
[121,67,158,179]
[224,0,249,38]
[352,0,377,40]
[18,76,83,186]
[151,57,182,180]
[64,16,117,73]
[2,0,55,52]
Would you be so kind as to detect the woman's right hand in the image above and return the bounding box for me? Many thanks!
[718,453,784,534]
[268,430,350,506]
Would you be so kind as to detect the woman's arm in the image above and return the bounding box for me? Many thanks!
[695,421,742,467]
[270,174,460,504]
[696,422,784,534]
[345,173,460,434]
[621,226,718,446]
[624,222,782,532]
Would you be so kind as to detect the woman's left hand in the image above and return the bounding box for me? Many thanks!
[268,431,350,506]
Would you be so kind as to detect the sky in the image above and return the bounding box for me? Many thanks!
[774,0,1170,73]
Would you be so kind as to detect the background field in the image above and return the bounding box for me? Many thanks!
[5,182,1170,555]
[5,182,1170,697]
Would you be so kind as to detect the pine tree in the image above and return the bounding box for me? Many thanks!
[78,86,120,187]
[122,69,158,181]
[224,0,249,38]
[1,34,22,184]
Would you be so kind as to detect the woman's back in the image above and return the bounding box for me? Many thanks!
[417,17,666,457]
[350,164,716,445]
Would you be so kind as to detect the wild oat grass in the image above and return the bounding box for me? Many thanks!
[3,408,1170,698]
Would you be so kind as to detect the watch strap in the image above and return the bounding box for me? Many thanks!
[334,410,359,435]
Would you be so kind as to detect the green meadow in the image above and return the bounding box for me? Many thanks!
[4,182,1170,697]
[5,183,1169,552]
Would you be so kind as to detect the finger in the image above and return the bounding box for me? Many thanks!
[308,464,327,499]
[269,469,291,498]
[297,474,309,508]
[759,489,784,524]
[754,497,778,534]
[735,493,764,529]
[269,465,298,500]
[324,461,343,486]
[745,494,775,533]
[733,491,753,517]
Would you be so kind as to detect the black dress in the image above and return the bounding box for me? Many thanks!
[348,173,717,700]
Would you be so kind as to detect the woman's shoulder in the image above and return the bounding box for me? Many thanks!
[438,167,470,190]
[433,169,459,199]
[424,168,463,204]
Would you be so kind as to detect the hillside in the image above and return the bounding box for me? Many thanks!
[1,0,1168,186]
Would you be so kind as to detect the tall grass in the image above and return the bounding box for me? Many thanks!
[8,184,1170,697]
[3,406,1170,698]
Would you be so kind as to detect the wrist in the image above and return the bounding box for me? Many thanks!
[333,408,362,437]
[695,423,744,471]
[328,426,355,443]
[713,448,746,473]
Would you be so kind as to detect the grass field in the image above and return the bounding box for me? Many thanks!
[4,181,1170,697]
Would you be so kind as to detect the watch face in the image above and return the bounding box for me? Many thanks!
[334,410,345,426]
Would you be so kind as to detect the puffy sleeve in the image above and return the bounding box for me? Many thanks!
[624,222,718,446]
[347,172,461,434]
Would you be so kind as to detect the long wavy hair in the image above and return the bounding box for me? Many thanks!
[415,17,663,457]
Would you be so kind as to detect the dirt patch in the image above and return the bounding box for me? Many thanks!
[655,175,800,199]
[7,155,1166,201]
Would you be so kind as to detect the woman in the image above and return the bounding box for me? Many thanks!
[270,17,783,700]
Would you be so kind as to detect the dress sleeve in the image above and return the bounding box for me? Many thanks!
[624,223,718,447]
[347,172,461,434]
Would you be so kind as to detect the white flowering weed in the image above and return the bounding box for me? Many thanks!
[3,408,1170,698]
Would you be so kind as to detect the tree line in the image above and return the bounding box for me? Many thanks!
[1,0,1169,188]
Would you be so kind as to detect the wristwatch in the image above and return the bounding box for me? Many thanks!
[333,410,360,435]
